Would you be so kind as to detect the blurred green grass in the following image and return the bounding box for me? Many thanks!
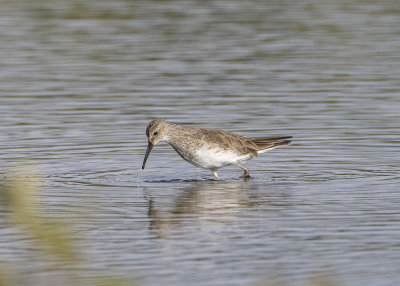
[0,166,136,286]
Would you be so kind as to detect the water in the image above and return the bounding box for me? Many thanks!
[1,0,400,285]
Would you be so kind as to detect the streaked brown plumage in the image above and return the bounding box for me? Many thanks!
[142,119,292,180]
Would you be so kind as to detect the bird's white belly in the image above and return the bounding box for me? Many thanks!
[190,147,251,169]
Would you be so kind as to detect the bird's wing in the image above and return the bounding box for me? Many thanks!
[250,136,292,151]
[196,129,260,157]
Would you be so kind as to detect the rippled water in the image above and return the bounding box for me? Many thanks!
[1,0,400,285]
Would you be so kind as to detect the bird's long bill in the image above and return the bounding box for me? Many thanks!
[142,141,154,169]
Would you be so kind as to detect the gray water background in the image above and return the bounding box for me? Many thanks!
[1,0,400,285]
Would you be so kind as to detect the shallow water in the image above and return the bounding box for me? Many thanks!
[1,0,400,285]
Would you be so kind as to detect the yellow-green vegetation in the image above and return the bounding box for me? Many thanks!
[6,167,78,263]
[0,166,135,286]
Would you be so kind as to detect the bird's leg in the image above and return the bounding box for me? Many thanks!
[232,162,250,178]
[211,170,218,180]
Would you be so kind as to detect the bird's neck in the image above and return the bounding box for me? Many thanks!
[163,122,188,145]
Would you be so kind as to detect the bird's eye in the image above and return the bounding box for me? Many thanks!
[153,131,158,135]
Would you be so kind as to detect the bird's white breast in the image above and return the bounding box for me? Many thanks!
[191,147,251,169]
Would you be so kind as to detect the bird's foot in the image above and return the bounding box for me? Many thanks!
[239,171,250,181]
[239,169,250,178]
[240,174,250,182]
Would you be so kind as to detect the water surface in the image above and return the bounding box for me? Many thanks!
[1,1,400,285]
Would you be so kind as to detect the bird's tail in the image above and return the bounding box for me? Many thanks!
[250,136,292,152]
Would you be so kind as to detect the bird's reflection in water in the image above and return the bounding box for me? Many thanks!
[143,180,256,238]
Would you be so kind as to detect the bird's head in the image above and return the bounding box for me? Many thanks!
[142,119,168,169]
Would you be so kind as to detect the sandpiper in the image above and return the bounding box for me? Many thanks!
[142,119,292,180]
